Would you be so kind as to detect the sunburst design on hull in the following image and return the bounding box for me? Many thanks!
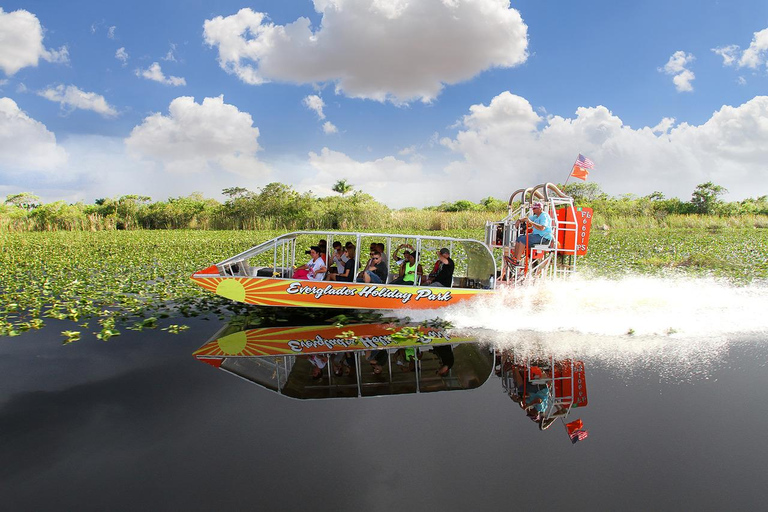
[193,324,473,358]
[190,275,490,310]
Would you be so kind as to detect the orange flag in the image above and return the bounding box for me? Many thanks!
[565,418,584,436]
[570,165,589,181]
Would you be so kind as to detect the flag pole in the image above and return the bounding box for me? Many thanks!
[563,158,576,187]
[561,417,573,444]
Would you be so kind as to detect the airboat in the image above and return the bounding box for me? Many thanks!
[190,183,593,310]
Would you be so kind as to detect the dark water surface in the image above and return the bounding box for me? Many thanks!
[2,317,767,512]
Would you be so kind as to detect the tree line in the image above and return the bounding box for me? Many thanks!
[1,180,766,232]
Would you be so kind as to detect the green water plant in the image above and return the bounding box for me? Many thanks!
[1,228,766,340]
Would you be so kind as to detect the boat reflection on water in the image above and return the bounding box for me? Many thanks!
[194,316,492,399]
[194,315,589,435]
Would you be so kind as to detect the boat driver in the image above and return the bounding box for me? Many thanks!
[510,202,553,265]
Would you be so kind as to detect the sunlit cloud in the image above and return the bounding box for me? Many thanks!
[203,0,528,104]
[0,8,68,76]
[660,51,695,92]
[136,62,186,86]
[125,95,268,177]
[0,97,68,171]
[37,84,118,117]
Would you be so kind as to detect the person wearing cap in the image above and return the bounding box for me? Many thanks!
[293,246,327,280]
[511,202,553,265]
[425,248,454,287]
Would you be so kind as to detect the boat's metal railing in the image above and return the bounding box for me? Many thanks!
[486,183,580,285]
[524,356,576,424]
[500,353,584,429]
[215,230,498,290]
[213,344,496,399]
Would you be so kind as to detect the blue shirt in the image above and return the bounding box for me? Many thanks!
[529,211,553,240]
[525,386,550,413]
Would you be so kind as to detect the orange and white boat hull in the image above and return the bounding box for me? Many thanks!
[190,272,491,310]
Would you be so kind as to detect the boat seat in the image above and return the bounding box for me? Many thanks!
[254,267,290,278]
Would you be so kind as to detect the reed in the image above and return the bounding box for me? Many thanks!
[2,197,767,233]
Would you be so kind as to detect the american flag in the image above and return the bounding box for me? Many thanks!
[576,154,595,169]
[570,430,589,444]
[565,418,589,444]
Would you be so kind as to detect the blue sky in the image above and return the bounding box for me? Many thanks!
[1,0,766,207]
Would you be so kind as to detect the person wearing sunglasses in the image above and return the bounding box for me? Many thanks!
[362,250,388,284]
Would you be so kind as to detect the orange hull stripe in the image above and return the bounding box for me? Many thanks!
[190,276,490,310]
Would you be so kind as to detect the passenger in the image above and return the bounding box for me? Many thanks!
[376,242,388,266]
[318,239,328,265]
[391,250,423,285]
[307,353,329,379]
[425,248,454,287]
[363,242,378,269]
[331,352,353,376]
[329,241,346,275]
[432,344,454,376]
[362,251,388,284]
[392,243,414,266]
[368,349,388,375]
[510,201,553,265]
[393,347,420,372]
[293,246,326,280]
[329,244,356,282]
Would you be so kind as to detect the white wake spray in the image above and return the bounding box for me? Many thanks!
[400,276,768,377]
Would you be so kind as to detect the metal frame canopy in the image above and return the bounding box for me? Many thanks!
[213,230,497,289]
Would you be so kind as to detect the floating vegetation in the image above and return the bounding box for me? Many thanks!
[579,228,768,281]
[1,228,766,340]
[0,230,271,340]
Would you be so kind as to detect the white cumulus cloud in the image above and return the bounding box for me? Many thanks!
[437,92,768,204]
[712,27,768,69]
[0,97,67,171]
[38,84,118,117]
[125,95,268,176]
[738,27,768,69]
[203,0,529,103]
[660,51,695,92]
[305,147,427,206]
[322,121,338,134]
[0,8,69,76]
[712,44,740,66]
[136,62,186,86]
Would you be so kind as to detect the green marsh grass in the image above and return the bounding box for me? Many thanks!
[1,228,766,340]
